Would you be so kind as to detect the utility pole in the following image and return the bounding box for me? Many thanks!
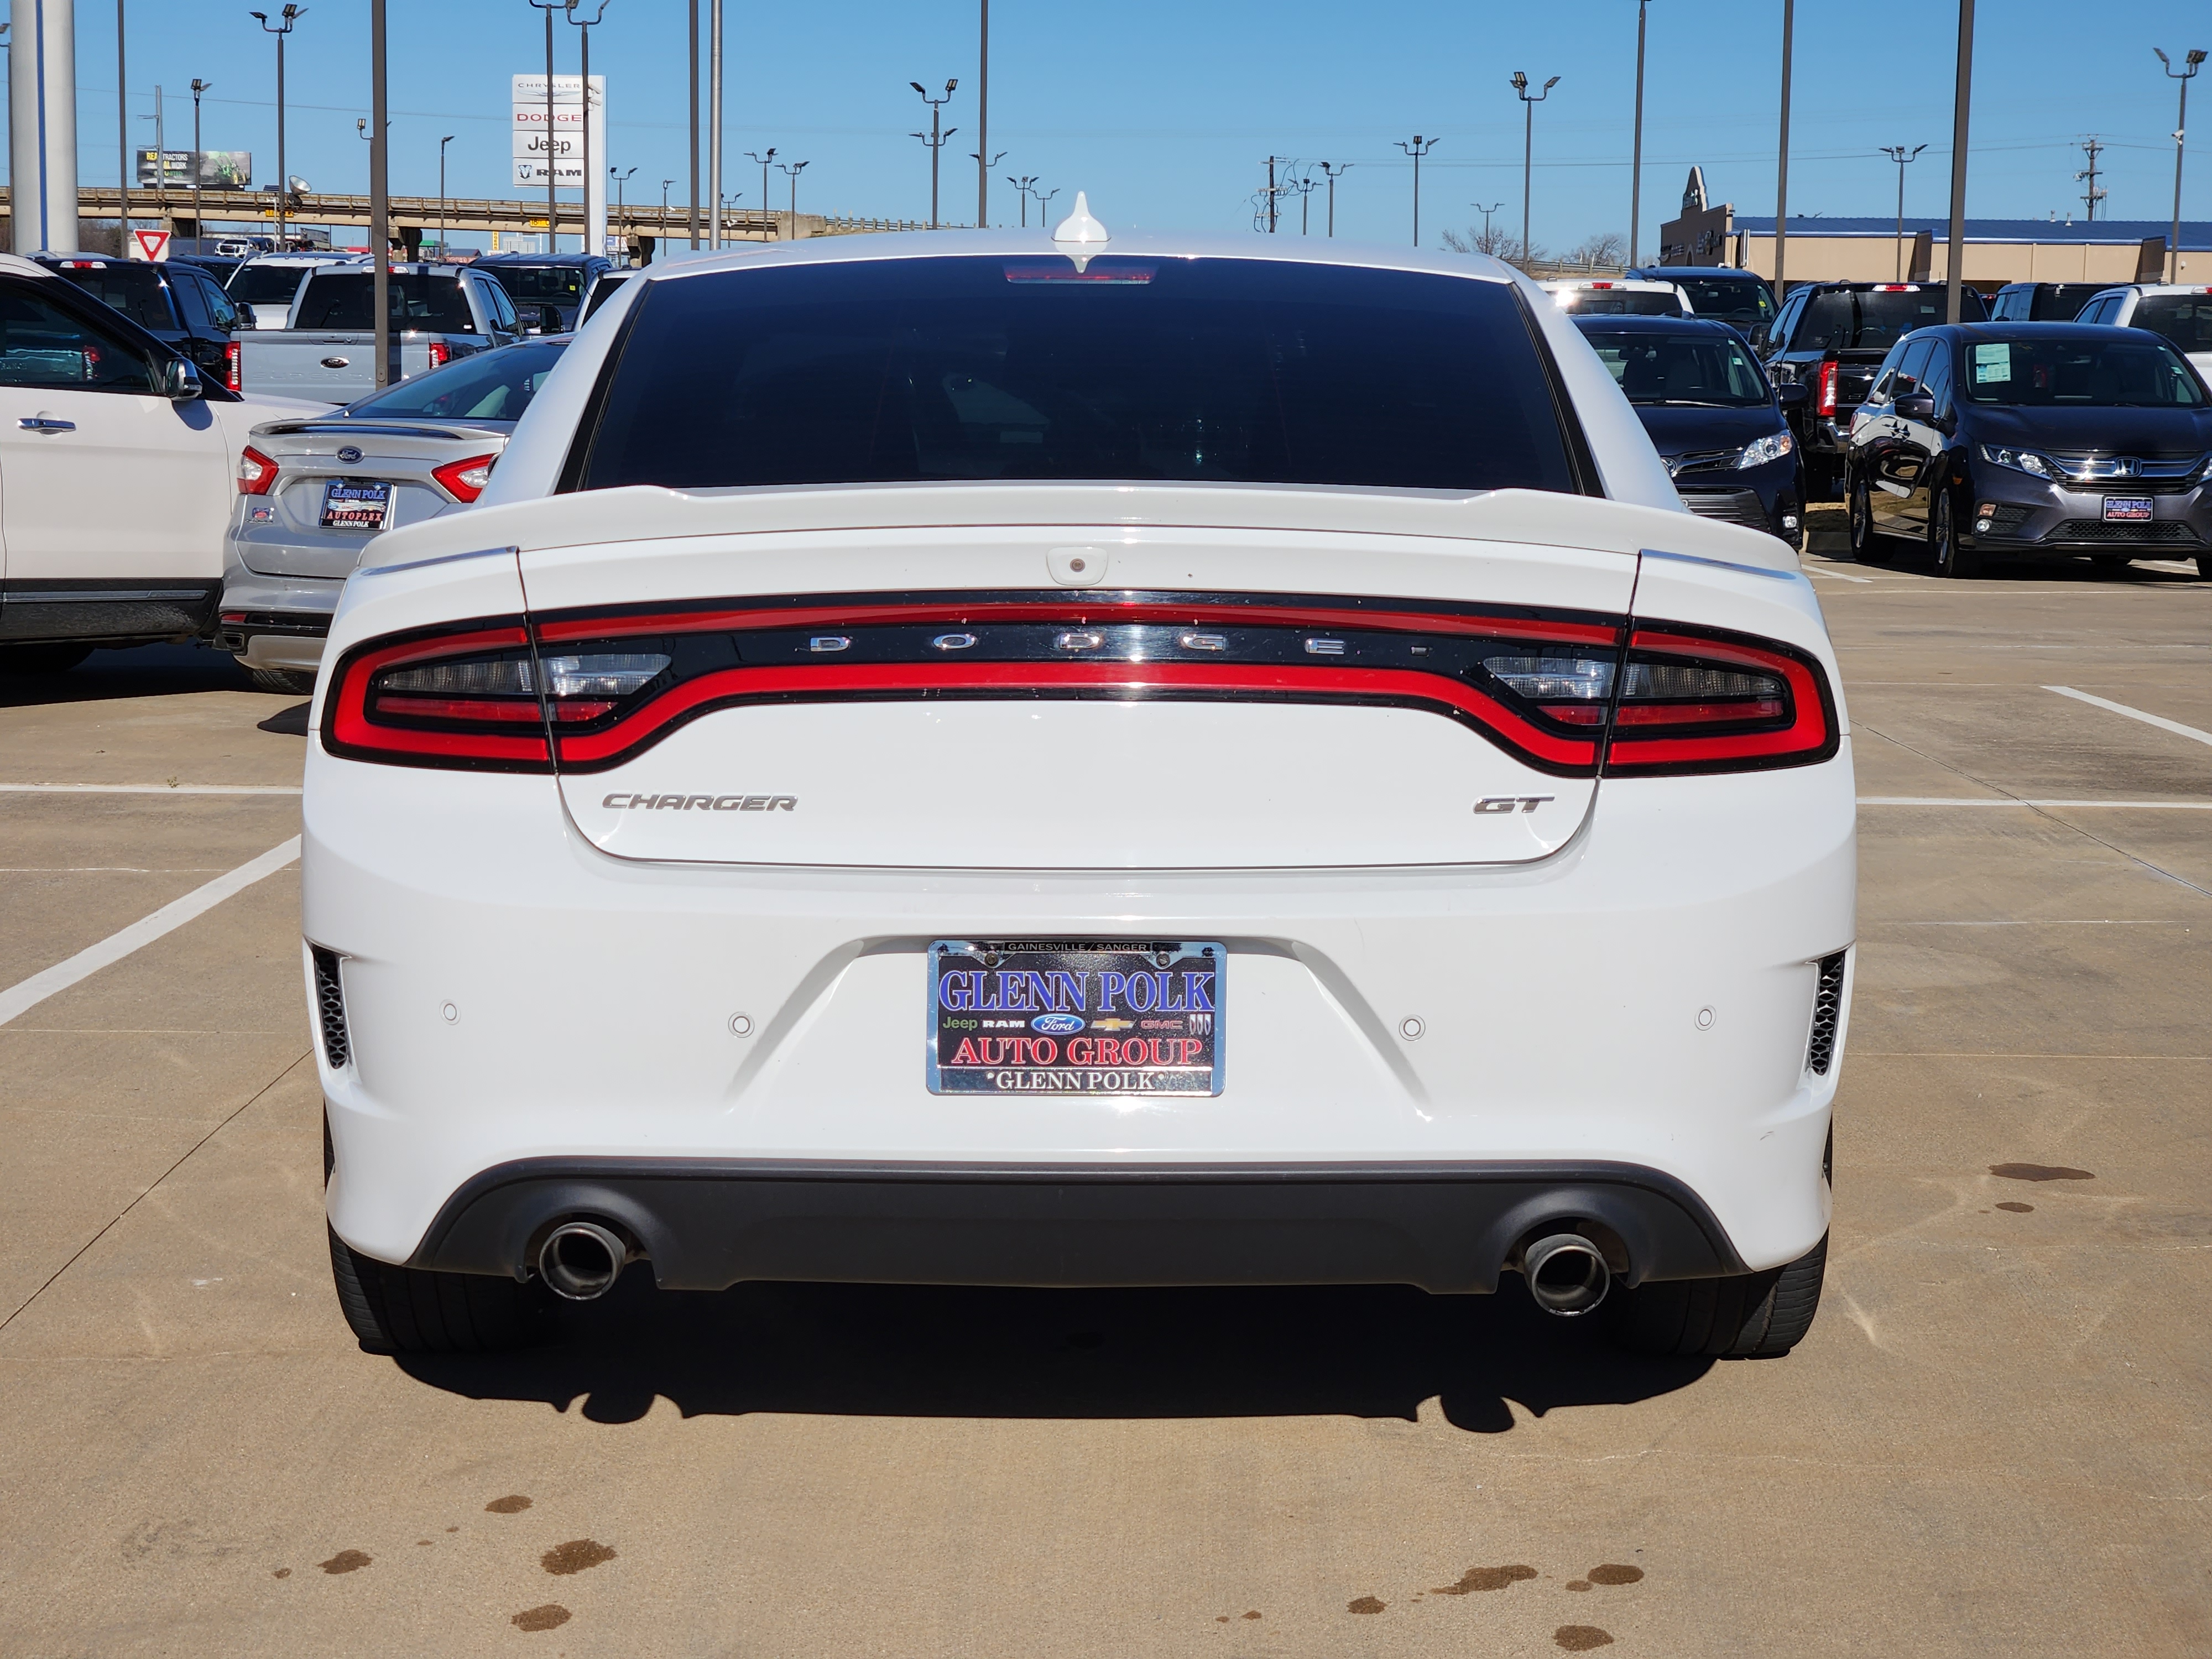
[687,0,698,247]
[439,134,454,259]
[2074,135,2106,221]
[526,0,562,252]
[1775,0,1793,295]
[116,0,127,249]
[746,149,776,238]
[707,0,721,246]
[1944,0,1972,321]
[249,7,303,249]
[1262,154,1287,233]
[1318,160,1350,236]
[1396,135,1438,248]
[1511,71,1558,266]
[2156,47,2206,283]
[1879,144,1926,280]
[975,0,989,228]
[369,0,388,386]
[191,78,210,248]
[1630,0,1650,267]
[910,80,957,229]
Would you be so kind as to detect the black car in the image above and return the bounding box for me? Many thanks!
[1626,266,1778,342]
[471,252,613,333]
[33,253,249,389]
[1987,281,2102,322]
[1844,322,2212,578]
[171,252,246,287]
[1575,315,1808,546]
[1758,280,1990,497]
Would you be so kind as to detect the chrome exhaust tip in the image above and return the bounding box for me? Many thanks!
[1520,1232,1611,1317]
[535,1220,629,1302]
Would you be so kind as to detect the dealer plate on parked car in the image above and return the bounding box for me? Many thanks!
[322,478,392,531]
[2103,495,2154,523]
[927,940,1223,1096]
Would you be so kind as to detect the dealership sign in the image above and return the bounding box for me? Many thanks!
[134,149,254,189]
[512,75,605,188]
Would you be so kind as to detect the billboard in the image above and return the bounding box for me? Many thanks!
[134,150,253,189]
[512,75,603,189]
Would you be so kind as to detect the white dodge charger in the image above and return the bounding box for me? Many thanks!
[306,206,1855,1360]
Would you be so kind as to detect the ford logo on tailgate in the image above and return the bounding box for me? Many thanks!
[1031,1013,1086,1035]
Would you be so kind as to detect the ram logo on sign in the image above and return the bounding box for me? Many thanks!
[511,74,605,189]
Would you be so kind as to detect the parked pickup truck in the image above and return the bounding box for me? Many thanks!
[236,263,524,403]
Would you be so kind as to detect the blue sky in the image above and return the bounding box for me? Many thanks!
[33,0,2212,251]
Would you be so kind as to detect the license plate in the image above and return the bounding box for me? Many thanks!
[2103,496,2154,523]
[321,478,392,530]
[928,940,1223,1095]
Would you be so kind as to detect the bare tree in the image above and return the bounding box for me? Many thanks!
[1567,230,1627,268]
[1442,220,1531,263]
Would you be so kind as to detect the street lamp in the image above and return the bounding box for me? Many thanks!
[1629,0,1651,266]
[1878,144,1926,280]
[1396,134,1437,249]
[190,78,212,251]
[1472,199,1504,254]
[567,0,611,258]
[612,165,635,260]
[1776,0,1794,295]
[746,149,777,238]
[249,7,306,248]
[525,0,565,252]
[1511,71,1559,268]
[1291,172,1319,236]
[975,0,990,229]
[909,79,958,229]
[776,158,809,238]
[1944,0,1973,322]
[2156,46,2207,284]
[970,148,1006,226]
[1006,173,1037,226]
[1318,161,1350,237]
[661,176,675,244]
[439,134,455,260]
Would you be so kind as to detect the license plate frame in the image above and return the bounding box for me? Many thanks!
[2102,495,2154,524]
[321,477,392,531]
[927,939,1223,1097]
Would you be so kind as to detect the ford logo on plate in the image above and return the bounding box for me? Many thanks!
[336,446,363,464]
[1031,1013,1085,1035]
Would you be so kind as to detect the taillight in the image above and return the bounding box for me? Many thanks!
[430,452,497,503]
[426,340,451,371]
[238,445,279,495]
[224,338,242,393]
[1602,626,1836,775]
[1815,359,1838,418]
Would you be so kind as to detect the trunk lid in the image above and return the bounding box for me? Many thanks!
[238,420,511,579]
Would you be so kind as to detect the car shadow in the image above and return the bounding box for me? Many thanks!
[396,1275,1714,1431]
[0,641,255,707]
[258,701,312,735]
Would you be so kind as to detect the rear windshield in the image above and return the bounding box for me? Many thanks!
[228,262,324,305]
[575,255,1579,494]
[49,262,176,330]
[2031,285,2100,321]
[1579,330,1770,406]
[292,273,478,332]
[1798,286,1986,349]
[580,272,633,324]
[2131,295,2212,355]
[486,265,586,302]
[1669,276,1773,328]
[1962,337,2206,406]
[1556,289,1683,317]
[343,340,568,422]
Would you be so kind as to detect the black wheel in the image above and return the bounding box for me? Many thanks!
[2199,553,2212,580]
[1930,488,1974,578]
[1846,469,1887,563]
[248,666,318,696]
[1605,1233,1828,1358]
[0,643,92,675]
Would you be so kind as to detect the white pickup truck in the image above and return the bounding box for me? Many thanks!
[236,263,527,404]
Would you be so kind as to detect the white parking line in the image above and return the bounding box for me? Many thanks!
[2043,687,2212,748]
[0,783,303,796]
[1804,566,1875,583]
[1858,797,2212,809]
[0,837,301,1029]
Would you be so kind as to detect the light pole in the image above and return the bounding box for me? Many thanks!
[776,158,808,238]
[1776,0,1793,293]
[1396,134,1437,249]
[1511,72,1559,268]
[1629,0,1650,265]
[1879,144,1926,279]
[970,148,1005,226]
[612,165,634,259]
[568,0,610,258]
[369,0,388,384]
[1035,185,1059,226]
[746,149,776,237]
[1292,173,1318,235]
[661,175,674,244]
[2156,47,2206,284]
[1944,0,1972,321]
[687,0,697,247]
[191,78,211,248]
[249,7,305,249]
[1472,199,1504,253]
[439,133,455,259]
[910,79,957,229]
[975,0,989,228]
[525,0,564,251]
[1006,173,1037,226]
[1318,160,1350,236]
[117,0,128,250]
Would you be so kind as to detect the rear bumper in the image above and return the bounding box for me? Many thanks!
[410,1156,1748,1292]
[217,561,342,670]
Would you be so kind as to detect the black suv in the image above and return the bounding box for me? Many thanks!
[1626,266,1778,342]
[34,254,249,390]
[1758,280,1989,495]
[471,252,613,333]
[1987,282,2102,322]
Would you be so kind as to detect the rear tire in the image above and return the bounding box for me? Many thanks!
[248,666,317,696]
[328,1227,552,1354]
[1605,1233,1828,1358]
[1846,469,1889,563]
[0,643,93,675]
